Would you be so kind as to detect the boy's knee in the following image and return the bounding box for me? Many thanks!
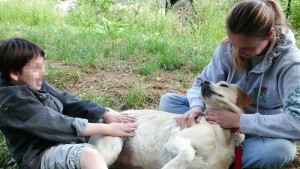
[80,147,103,164]
[81,147,100,158]
[80,147,108,169]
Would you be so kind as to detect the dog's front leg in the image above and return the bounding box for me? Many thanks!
[162,137,195,169]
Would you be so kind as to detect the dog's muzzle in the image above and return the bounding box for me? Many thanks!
[201,81,223,98]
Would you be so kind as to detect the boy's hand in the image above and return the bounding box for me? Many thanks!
[105,122,138,137]
[102,108,136,124]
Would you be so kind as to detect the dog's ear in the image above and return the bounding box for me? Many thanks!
[236,88,253,108]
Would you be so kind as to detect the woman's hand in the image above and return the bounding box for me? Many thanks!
[176,106,204,129]
[204,108,240,129]
[102,108,136,124]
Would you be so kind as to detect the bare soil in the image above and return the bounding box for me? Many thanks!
[49,60,194,109]
[286,153,300,169]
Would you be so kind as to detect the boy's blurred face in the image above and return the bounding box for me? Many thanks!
[14,55,45,90]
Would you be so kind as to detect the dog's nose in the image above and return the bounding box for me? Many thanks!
[201,80,210,86]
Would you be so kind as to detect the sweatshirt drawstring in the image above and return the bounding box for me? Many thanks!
[254,37,276,113]
[256,73,265,113]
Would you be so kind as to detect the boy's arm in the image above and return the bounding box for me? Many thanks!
[79,122,137,137]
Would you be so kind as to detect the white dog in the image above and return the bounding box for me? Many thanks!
[89,81,252,169]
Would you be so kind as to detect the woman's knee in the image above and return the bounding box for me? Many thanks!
[242,137,296,169]
[159,93,174,109]
[158,93,189,113]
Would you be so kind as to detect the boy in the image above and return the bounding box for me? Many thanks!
[0,37,137,169]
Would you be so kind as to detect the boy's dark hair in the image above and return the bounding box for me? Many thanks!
[0,38,45,81]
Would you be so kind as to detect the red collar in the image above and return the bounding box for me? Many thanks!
[230,127,241,134]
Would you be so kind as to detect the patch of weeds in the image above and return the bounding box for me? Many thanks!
[145,37,168,55]
[92,0,113,12]
[0,133,16,169]
[95,18,127,39]
[81,93,122,110]
[118,36,143,60]
[157,52,182,70]
[123,89,145,109]
[45,64,79,85]
[176,72,194,88]
[175,72,187,80]
[0,0,57,26]
[122,82,151,109]
[190,54,210,73]
[137,60,159,75]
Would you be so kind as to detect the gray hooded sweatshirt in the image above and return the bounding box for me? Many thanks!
[187,27,300,140]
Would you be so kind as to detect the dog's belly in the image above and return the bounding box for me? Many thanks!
[91,110,237,169]
[118,110,180,168]
[118,111,234,169]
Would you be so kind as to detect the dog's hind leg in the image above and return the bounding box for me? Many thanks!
[162,137,195,169]
[89,135,123,166]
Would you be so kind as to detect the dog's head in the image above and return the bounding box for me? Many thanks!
[201,80,252,113]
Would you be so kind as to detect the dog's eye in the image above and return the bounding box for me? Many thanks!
[220,84,229,87]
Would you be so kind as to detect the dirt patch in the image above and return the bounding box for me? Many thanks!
[285,153,299,169]
[48,60,194,109]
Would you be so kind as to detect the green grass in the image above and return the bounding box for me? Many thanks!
[0,0,299,167]
[0,0,231,71]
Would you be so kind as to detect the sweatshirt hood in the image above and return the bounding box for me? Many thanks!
[252,27,296,73]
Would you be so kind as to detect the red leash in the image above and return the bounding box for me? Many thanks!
[231,128,242,169]
[234,146,242,169]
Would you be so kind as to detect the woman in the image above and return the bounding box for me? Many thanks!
[159,0,300,168]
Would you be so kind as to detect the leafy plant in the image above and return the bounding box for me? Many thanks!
[95,18,127,38]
